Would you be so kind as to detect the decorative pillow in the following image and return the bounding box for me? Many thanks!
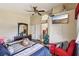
[56,41,68,51]
[62,41,68,50]
[20,38,29,46]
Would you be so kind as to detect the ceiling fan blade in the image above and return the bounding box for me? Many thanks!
[24,9,34,12]
[38,10,45,12]
[38,12,41,16]
[26,10,34,12]
[33,6,37,11]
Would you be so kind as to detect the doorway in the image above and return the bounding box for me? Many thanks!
[41,14,49,44]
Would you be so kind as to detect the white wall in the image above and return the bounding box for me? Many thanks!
[49,9,77,43]
[0,10,30,42]
[30,15,41,25]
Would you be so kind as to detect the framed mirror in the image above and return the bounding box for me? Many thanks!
[18,23,28,36]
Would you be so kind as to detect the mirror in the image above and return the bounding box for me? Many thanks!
[18,23,28,36]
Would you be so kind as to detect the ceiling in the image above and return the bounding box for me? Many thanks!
[0,3,61,15]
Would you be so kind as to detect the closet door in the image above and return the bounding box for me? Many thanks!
[36,24,41,40]
[31,24,41,40]
[31,25,36,39]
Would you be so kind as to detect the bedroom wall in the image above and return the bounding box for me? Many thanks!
[52,4,76,14]
[30,15,41,25]
[30,4,77,43]
[0,10,30,42]
[48,9,77,43]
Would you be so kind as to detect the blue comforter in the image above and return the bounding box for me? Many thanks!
[0,44,10,56]
[31,47,51,56]
[0,43,51,56]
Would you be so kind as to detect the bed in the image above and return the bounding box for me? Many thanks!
[12,43,51,56]
[0,35,51,56]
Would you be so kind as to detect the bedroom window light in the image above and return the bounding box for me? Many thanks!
[41,15,49,42]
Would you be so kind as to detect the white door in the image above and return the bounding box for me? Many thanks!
[31,24,41,40]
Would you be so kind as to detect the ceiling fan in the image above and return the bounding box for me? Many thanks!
[26,6,45,16]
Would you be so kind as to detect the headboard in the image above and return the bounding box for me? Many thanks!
[14,35,32,41]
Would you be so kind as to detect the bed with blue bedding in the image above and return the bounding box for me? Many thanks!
[12,43,51,56]
[0,41,51,56]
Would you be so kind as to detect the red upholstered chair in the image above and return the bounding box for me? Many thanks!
[49,40,76,56]
[49,43,56,55]
[55,40,76,56]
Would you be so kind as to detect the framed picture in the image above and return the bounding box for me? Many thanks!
[52,13,69,24]
[52,18,69,24]
[18,23,28,36]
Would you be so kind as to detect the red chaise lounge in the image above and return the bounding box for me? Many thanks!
[49,40,76,56]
